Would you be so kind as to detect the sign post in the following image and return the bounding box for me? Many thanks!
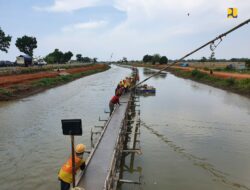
[62,119,82,188]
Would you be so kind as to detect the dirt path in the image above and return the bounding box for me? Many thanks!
[165,66,250,80]
[0,65,106,87]
[0,64,109,101]
[206,71,250,79]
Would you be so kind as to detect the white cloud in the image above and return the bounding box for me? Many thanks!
[33,0,100,12]
[121,0,248,29]
[34,0,250,61]
[2,0,249,62]
[62,20,107,32]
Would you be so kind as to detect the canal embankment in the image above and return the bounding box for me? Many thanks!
[0,64,110,101]
[165,67,250,98]
[0,65,131,190]
[1,66,250,190]
[131,63,250,98]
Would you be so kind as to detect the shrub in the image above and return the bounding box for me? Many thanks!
[35,78,56,86]
[203,67,209,71]
[237,79,250,90]
[191,69,199,76]
[225,78,235,86]
[191,69,206,79]
[0,88,12,96]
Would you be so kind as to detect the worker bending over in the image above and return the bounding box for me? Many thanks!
[109,93,121,116]
[58,144,86,190]
[115,83,124,96]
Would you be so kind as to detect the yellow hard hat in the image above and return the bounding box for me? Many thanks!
[75,144,86,154]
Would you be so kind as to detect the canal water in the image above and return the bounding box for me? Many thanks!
[121,68,250,190]
[0,66,250,190]
[0,65,131,190]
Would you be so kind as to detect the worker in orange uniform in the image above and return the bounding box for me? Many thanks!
[58,144,86,190]
[109,93,121,116]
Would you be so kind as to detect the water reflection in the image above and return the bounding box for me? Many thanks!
[141,121,249,190]
[0,65,131,190]
[1,65,250,190]
[143,68,167,79]
[186,79,250,115]
[136,93,156,98]
[128,67,250,190]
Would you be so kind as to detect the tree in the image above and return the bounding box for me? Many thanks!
[0,28,12,53]
[122,57,128,63]
[152,54,161,64]
[44,49,64,64]
[159,56,168,64]
[15,35,37,56]
[143,54,153,63]
[63,51,73,62]
[53,49,64,63]
[209,52,215,61]
[246,60,250,68]
[76,54,83,62]
[44,54,55,64]
[93,57,98,63]
[200,56,207,62]
[82,57,91,63]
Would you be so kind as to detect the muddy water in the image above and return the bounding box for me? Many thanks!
[1,66,250,190]
[0,65,131,190]
[121,68,250,190]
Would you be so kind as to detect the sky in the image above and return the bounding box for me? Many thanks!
[0,0,249,61]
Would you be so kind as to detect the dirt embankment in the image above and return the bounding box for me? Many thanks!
[0,64,110,101]
[132,63,250,98]
[165,66,250,79]
[134,64,250,80]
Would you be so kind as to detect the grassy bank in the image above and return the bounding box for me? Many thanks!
[131,63,250,97]
[0,63,97,76]
[31,68,104,87]
[167,68,250,97]
[0,65,110,101]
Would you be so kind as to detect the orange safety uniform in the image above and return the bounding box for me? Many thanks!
[58,156,85,184]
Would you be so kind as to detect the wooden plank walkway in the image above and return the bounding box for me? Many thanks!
[77,94,130,190]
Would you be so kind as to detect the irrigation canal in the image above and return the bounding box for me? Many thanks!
[0,65,250,190]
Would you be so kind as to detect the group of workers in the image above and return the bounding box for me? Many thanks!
[109,69,139,116]
[58,68,139,190]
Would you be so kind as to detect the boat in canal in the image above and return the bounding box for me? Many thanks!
[136,84,156,94]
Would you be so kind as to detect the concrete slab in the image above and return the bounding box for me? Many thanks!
[77,94,130,190]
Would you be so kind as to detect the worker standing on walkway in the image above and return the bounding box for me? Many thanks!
[109,94,121,116]
[58,144,86,190]
[115,83,123,96]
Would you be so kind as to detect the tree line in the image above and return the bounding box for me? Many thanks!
[0,27,95,64]
[143,54,168,64]
[2,27,249,66]
[44,50,97,64]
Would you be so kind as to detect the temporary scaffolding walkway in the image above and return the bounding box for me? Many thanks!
[77,94,131,190]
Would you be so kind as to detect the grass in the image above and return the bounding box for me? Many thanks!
[0,63,96,76]
[213,67,250,74]
[0,65,110,99]
[0,88,13,96]
[191,69,206,79]
[131,63,250,97]
[173,69,250,96]
[32,67,108,88]
[237,79,250,90]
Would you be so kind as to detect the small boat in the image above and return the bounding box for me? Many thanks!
[136,84,156,94]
